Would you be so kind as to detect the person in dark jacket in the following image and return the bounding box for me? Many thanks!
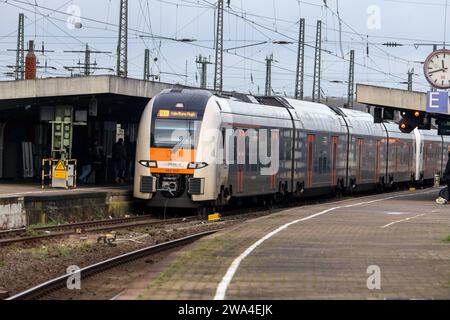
[443,145,450,196]
[112,138,126,183]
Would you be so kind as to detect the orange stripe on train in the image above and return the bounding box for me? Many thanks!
[150,148,196,162]
[150,168,195,174]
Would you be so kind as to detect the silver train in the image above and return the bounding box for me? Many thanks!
[134,89,450,208]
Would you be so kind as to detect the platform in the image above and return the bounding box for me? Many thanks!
[118,188,450,300]
[0,183,137,230]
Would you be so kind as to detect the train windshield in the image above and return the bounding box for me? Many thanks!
[153,118,202,149]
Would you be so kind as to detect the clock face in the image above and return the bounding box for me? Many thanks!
[424,49,450,89]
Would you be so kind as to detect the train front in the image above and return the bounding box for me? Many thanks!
[133,89,220,208]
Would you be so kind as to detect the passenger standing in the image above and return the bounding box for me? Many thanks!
[92,144,106,185]
[124,135,133,182]
[112,138,126,184]
[443,145,450,199]
[79,140,97,184]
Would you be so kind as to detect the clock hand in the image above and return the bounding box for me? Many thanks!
[429,68,446,74]
[443,60,446,69]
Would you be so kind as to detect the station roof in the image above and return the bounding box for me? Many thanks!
[0,75,181,110]
[356,84,432,112]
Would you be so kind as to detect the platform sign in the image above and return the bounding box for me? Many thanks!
[53,160,66,179]
[426,91,449,114]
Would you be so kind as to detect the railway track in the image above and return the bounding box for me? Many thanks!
[0,215,199,245]
[5,229,218,300]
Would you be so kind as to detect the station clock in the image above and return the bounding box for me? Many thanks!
[424,49,450,89]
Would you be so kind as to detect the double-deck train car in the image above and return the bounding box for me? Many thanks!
[134,89,449,208]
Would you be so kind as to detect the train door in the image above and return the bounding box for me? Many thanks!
[395,144,399,174]
[237,164,244,193]
[307,135,315,188]
[375,140,381,182]
[356,138,363,184]
[331,136,338,186]
[407,142,413,175]
[424,142,428,178]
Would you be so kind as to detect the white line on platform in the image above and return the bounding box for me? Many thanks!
[380,213,429,229]
[110,291,125,300]
[213,189,437,300]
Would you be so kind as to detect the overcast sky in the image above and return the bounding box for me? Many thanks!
[0,0,448,98]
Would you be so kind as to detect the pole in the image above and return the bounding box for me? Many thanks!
[84,44,91,76]
[295,18,305,100]
[117,0,128,77]
[214,0,224,92]
[265,54,273,96]
[16,13,24,80]
[312,20,322,102]
[144,48,150,80]
[347,50,355,108]
[407,69,413,91]
[196,54,211,89]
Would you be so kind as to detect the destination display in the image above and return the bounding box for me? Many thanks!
[157,109,198,119]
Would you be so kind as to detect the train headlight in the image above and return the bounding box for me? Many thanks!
[187,162,208,169]
[139,160,157,168]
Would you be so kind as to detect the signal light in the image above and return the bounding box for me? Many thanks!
[399,120,414,133]
[398,110,430,133]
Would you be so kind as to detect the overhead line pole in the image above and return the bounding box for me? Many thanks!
[64,45,112,76]
[144,48,150,80]
[347,49,355,108]
[196,54,212,89]
[117,0,128,77]
[312,20,322,103]
[407,68,413,92]
[295,18,305,100]
[265,54,273,96]
[214,0,224,92]
[16,13,25,80]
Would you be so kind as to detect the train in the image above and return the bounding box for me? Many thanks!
[134,88,450,209]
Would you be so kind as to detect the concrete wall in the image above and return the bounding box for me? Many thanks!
[0,197,26,229]
[0,75,183,101]
[0,190,143,230]
[356,84,430,111]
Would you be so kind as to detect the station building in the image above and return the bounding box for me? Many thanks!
[0,75,179,182]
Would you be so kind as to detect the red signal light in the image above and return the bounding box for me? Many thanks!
[414,111,421,117]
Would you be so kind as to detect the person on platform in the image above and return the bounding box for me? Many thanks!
[112,138,126,184]
[123,135,134,181]
[444,146,450,196]
[437,145,450,204]
[79,140,99,184]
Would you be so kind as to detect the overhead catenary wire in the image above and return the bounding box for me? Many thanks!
[0,0,434,92]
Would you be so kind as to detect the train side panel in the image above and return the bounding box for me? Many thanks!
[382,122,415,185]
[284,99,348,194]
[338,108,387,190]
[220,100,294,198]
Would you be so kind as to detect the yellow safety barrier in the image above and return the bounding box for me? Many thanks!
[208,213,221,221]
[41,158,77,189]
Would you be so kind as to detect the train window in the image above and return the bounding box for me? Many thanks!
[153,119,201,148]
